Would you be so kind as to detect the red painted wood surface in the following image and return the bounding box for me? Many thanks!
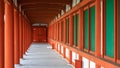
[33,26,47,42]
[0,0,4,68]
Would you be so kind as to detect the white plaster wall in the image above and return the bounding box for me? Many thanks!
[66,48,70,58]
[61,46,64,54]
[82,57,89,68]
[72,52,76,63]
[72,52,79,63]
[90,61,95,68]
[58,44,60,51]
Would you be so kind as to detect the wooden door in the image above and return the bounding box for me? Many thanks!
[33,26,47,42]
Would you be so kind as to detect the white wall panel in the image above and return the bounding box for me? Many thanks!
[90,61,95,68]
[58,44,60,51]
[82,57,89,68]
[66,48,70,58]
[61,46,64,54]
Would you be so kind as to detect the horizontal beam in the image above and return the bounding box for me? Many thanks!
[25,10,60,13]
[26,14,59,16]
[19,0,71,6]
[31,20,52,23]
[22,4,65,10]
[23,7,62,11]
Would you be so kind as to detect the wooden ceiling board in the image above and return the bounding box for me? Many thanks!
[18,0,72,24]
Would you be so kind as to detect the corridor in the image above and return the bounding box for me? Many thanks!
[0,0,120,68]
[15,43,74,68]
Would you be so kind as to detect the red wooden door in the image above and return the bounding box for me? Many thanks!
[33,26,47,42]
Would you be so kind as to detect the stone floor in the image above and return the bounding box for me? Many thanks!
[15,43,74,68]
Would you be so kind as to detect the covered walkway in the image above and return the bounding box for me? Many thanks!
[0,0,120,68]
[15,43,74,68]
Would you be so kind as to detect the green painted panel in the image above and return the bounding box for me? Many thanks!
[90,6,95,52]
[106,0,114,58]
[66,19,69,43]
[118,0,120,59]
[74,15,78,46]
[84,9,89,49]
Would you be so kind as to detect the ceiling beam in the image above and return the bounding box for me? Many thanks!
[26,13,59,16]
[19,0,71,6]
[31,19,52,23]
[25,9,60,13]
[22,7,62,11]
[21,4,65,10]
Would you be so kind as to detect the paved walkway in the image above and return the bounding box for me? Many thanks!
[15,43,74,68]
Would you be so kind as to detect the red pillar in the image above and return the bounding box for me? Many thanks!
[5,1,14,68]
[75,8,84,68]
[56,23,58,41]
[0,0,4,68]
[19,14,23,58]
[24,21,26,52]
[14,8,20,64]
[69,51,72,64]
[25,22,27,52]
[95,0,101,68]
[69,15,73,64]
[69,14,74,46]
[63,47,66,58]
[63,18,66,43]
[22,18,25,55]
[80,8,84,50]
[75,60,81,68]
[59,22,62,42]
[30,25,33,43]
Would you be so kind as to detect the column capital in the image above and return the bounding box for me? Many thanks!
[4,0,13,5]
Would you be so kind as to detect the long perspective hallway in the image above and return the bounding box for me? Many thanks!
[0,0,120,68]
[15,43,74,68]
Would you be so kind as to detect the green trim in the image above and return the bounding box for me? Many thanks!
[90,6,95,52]
[73,14,79,46]
[106,0,114,58]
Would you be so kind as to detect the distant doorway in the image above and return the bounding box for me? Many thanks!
[32,26,47,43]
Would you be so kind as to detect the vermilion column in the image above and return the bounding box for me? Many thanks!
[5,1,14,68]
[25,21,27,53]
[69,15,73,64]
[69,14,73,46]
[30,25,33,44]
[56,23,57,40]
[0,0,4,68]
[14,8,20,64]
[24,22,26,53]
[69,51,72,64]
[95,0,101,68]
[26,22,30,51]
[75,60,81,68]
[79,8,84,68]
[63,18,66,43]
[19,14,23,58]
[59,22,61,42]
[55,24,56,40]
[22,18,25,55]
[80,8,84,50]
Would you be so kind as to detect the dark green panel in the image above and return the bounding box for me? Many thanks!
[106,0,114,58]
[84,9,89,49]
[74,15,78,46]
[66,19,69,43]
[90,6,95,52]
